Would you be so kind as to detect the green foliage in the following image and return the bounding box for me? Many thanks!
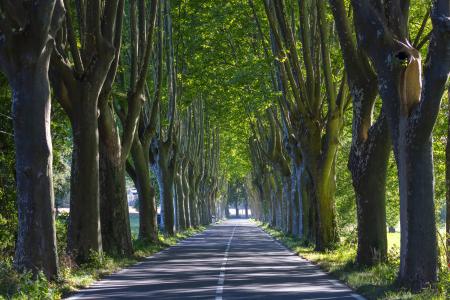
[0,74,17,260]
[173,0,273,179]
[0,258,59,300]
[51,106,72,207]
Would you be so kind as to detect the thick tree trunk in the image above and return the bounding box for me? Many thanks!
[12,62,59,279]
[153,143,175,235]
[188,169,199,226]
[300,163,314,242]
[156,171,175,235]
[349,116,390,266]
[0,0,64,281]
[299,126,337,248]
[182,164,191,227]
[315,172,338,251]
[447,87,450,268]
[282,175,292,233]
[175,171,186,230]
[291,163,301,237]
[398,134,437,288]
[329,0,389,266]
[275,182,282,228]
[350,0,450,288]
[303,138,338,250]
[98,104,133,255]
[68,88,102,263]
[131,139,158,241]
[374,63,439,289]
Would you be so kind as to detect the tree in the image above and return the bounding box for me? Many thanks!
[50,0,123,262]
[125,0,161,241]
[446,87,450,269]
[351,0,450,289]
[329,0,390,266]
[150,0,177,235]
[0,0,65,278]
[98,0,158,254]
[262,0,349,249]
[251,109,292,231]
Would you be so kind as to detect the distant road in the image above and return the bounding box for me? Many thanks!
[66,219,364,300]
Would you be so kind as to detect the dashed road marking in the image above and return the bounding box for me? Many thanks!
[215,225,237,300]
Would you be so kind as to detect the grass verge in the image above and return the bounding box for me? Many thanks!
[0,224,205,300]
[254,220,449,300]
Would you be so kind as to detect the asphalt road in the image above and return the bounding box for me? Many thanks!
[66,219,364,300]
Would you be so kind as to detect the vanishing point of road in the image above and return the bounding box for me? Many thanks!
[67,219,365,300]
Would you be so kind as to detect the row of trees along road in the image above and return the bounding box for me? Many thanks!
[0,0,449,297]
[0,0,223,280]
[247,0,449,291]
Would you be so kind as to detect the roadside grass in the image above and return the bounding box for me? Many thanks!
[254,220,449,300]
[0,214,205,300]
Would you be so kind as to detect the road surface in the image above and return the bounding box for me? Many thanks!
[66,219,364,300]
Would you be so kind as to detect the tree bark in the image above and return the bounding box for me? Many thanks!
[329,0,390,265]
[0,0,65,280]
[98,104,132,255]
[314,162,338,251]
[291,163,301,237]
[130,138,158,241]
[188,164,199,226]
[182,160,191,227]
[152,141,176,235]
[12,59,59,279]
[50,0,123,263]
[175,169,186,230]
[351,0,450,289]
[447,88,450,269]
[68,87,103,262]
[350,116,390,265]
[300,163,315,243]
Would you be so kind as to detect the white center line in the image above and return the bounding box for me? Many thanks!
[215,225,237,300]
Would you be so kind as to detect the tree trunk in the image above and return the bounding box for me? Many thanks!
[12,61,59,279]
[153,142,175,235]
[131,139,158,242]
[188,168,199,226]
[175,171,186,230]
[68,87,102,263]
[374,58,438,290]
[98,104,133,255]
[315,170,338,251]
[182,163,191,227]
[329,0,389,266]
[398,134,437,289]
[244,199,249,218]
[282,175,292,233]
[350,1,450,288]
[447,88,450,269]
[349,115,390,265]
[300,163,314,242]
[291,163,301,237]
[235,199,239,218]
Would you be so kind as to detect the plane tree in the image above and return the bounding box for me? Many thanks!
[97,0,158,254]
[262,0,350,249]
[350,0,449,289]
[0,0,65,278]
[50,0,123,261]
[328,0,390,266]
